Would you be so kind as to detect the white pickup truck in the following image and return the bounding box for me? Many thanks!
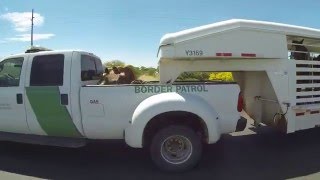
[0,50,244,171]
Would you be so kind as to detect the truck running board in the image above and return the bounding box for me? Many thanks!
[0,132,87,148]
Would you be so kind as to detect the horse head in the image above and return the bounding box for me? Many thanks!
[292,39,309,60]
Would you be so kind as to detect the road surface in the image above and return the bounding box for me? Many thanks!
[0,123,319,180]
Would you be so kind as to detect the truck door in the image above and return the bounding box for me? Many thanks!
[25,53,82,137]
[0,57,30,134]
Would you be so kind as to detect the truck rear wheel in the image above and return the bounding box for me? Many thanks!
[150,125,202,172]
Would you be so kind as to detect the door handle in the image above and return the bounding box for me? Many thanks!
[16,94,23,104]
[60,94,68,105]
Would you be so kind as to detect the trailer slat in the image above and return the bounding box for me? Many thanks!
[296,84,320,88]
[293,103,320,110]
[295,60,320,65]
[296,97,320,103]
[296,91,320,96]
[296,68,320,72]
[296,76,320,80]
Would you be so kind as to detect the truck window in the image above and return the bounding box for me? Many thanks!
[30,54,64,86]
[0,57,24,87]
[81,55,103,81]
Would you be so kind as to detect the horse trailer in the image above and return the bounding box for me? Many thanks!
[158,19,320,133]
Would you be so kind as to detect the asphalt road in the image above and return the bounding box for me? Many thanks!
[0,123,320,180]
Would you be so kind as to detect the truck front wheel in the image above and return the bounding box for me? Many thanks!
[150,125,202,172]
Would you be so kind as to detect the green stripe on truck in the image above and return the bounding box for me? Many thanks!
[26,87,82,137]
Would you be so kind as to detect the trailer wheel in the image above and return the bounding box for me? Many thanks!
[150,125,202,172]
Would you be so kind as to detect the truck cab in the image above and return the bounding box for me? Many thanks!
[0,51,102,137]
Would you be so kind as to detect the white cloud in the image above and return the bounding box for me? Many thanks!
[6,34,55,42]
[1,12,44,32]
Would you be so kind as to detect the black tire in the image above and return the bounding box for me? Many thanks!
[150,125,202,172]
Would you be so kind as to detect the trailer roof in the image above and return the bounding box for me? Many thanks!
[160,19,320,45]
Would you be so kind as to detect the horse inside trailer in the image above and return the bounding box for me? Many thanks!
[158,19,320,133]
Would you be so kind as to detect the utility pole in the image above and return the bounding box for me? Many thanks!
[31,9,34,47]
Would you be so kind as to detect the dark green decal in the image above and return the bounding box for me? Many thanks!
[26,87,82,137]
[134,85,208,94]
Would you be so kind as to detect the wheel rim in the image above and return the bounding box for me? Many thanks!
[160,135,193,165]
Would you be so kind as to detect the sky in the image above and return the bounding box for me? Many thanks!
[0,0,320,67]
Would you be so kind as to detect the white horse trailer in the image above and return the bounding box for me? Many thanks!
[158,19,320,133]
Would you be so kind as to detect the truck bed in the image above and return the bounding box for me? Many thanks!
[79,82,240,139]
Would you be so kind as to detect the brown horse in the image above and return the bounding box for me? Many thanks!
[291,39,310,60]
[314,55,320,61]
[117,66,136,84]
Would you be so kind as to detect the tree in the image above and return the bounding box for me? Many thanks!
[176,72,233,81]
[146,68,157,76]
[177,72,210,81]
[103,59,234,82]
[104,60,125,67]
[209,72,233,81]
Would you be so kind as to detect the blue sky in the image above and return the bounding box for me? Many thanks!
[0,0,319,67]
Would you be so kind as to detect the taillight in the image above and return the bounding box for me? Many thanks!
[237,92,244,112]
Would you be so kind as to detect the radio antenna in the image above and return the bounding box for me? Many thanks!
[31,9,34,47]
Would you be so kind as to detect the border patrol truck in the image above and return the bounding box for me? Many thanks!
[0,50,243,172]
[1,19,320,172]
